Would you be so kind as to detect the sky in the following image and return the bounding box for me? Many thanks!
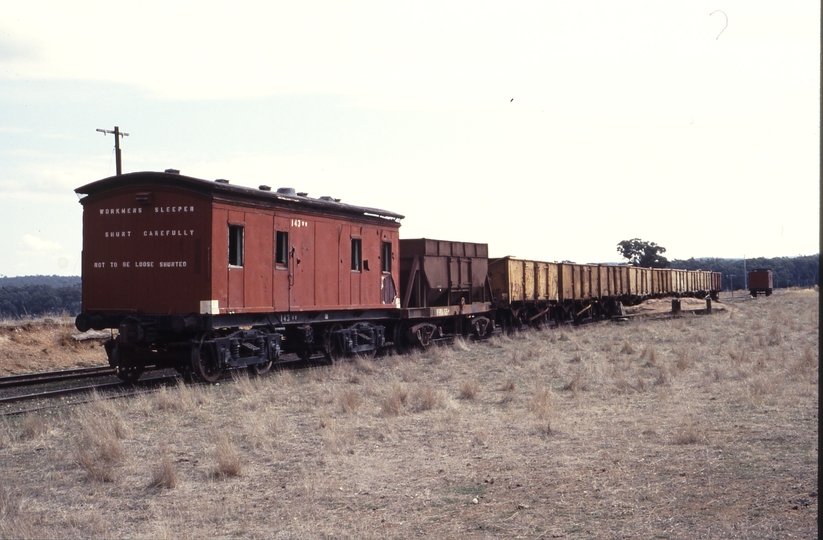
[0,1,819,277]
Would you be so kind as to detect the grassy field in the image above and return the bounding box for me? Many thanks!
[0,290,817,539]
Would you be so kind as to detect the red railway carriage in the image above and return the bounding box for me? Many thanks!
[75,170,403,381]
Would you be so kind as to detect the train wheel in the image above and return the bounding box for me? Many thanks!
[191,336,222,383]
[472,317,491,339]
[117,366,143,383]
[175,364,194,382]
[249,359,272,376]
[358,346,378,360]
[324,323,345,363]
[414,323,437,348]
[516,309,529,331]
[110,344,144,383]
[394,323,410,354]
[502,313,515,335]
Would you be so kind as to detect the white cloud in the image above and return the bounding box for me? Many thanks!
[17,234,62,252]
[2,1,817,108]
[2,234,78,276]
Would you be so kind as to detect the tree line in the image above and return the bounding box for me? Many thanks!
[616,239,818,291]
[669,254,819,291]
[0,282,81,318]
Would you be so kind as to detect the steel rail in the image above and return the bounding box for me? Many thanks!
[0,381,126,405]
[0,374,180,407]
[0,390,148,417]
[0,366,115,389]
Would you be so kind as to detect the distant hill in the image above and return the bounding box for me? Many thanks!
[0,276,82,318]
[0,275,81,288]
[670,254,819,290]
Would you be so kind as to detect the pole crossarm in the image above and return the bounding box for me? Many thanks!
[95,128,130,137]
[96,125,129,175]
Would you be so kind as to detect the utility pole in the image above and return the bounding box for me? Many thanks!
[743,255,747,291]
[96,126,129,175]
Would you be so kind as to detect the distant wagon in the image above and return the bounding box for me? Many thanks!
[748,269,773,297]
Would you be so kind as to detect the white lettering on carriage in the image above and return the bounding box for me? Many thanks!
[155,206,195,213]
[143,230,195,237]
[92,261,190,269]
[100,208,143,215]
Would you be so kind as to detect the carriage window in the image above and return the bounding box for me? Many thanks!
[382,242,391,273]
[351,238,362,271]
[228,225,244,267]
[275,231,289,267]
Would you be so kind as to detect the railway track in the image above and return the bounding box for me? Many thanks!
[0,380,127,405]
[0,352,321,417]
[0,363,167,416]
[0,373,181,417]
[0,366,115,389]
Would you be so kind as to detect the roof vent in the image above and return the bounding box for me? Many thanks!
[276,187,296,195]
[297,192,308,197]
[320,196,341,202]
[215,179,230,184]
[164,168,180,175]
[259,185,271,191]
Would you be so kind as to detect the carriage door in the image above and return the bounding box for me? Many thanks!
[288,216,315,309]
[272,216,291,311]
[227,212,245,310]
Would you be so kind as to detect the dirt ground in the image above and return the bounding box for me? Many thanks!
[0,290,816,539]
[0,318,109,376]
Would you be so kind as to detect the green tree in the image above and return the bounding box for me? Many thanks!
[617,238,670,268]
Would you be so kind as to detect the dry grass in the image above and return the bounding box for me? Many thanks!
[0,289,817,538]
[674,418,708,445]
[411,384,446,412]
[213,434,242,478]
[562,372,588,394]
[620,338,636,354]
[148,451,178,490]
[457,378,479,400]
[73,398,130,483]
[0,420,12,449]
[528,385,555,438]
[20,413,48,440]
[337,387,362,413]
[380,382,409,416]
